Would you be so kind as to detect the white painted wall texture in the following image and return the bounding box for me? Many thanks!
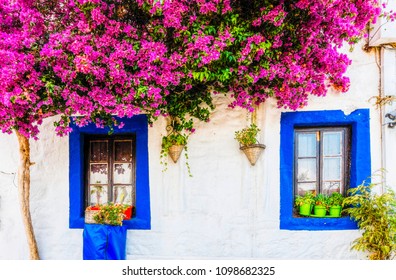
[0,42,390,260]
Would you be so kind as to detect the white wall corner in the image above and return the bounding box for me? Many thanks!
[369,1,396,46]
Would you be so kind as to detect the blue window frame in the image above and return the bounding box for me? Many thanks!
[280,109,371,230]
[69,115,151,229]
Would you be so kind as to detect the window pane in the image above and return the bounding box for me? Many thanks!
[297,158,317,182]
[323,158,341,180]
[113,185,134,205]
[323,132,342,156]
[298,133,316,157]
[113,163,132,184]
[114,140,132,162]
[90,164,108,184]
[323,181,341,195]
[89,185,108,205]
[90,141,108,162]
[296,183,316,196]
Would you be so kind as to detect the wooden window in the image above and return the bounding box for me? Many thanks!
[85,135,136,208]
[294,127,351,196]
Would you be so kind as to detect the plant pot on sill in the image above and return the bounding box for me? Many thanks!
[299,203,313,216]
[85,211,124,225]
[85,209,100,224]
[123,206,133,220]
[240,144,266,166]
[313,205,327,217]
[329,205,342,217]
[85,204,130,225]
[168,144,185,163]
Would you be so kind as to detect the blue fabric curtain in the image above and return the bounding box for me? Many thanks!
[83,224,127,260]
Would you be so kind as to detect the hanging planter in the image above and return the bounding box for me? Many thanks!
[240,143,266,166]
[235,123,265,166]
[168,144,185,163]
[161,132,188,164]
[160,120,192,176]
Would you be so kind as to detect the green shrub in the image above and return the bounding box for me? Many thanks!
[343,181,396,260]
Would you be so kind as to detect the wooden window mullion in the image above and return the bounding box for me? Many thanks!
[340,129,345,195]
[317,130,322,195]
[293,130,298,197]
[343,127,351,196]
[132,137,136,206]
[108,139,114,203]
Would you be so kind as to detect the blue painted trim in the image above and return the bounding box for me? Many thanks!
[280,109,371,230]
[69,115,151,230]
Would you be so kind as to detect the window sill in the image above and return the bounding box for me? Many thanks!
[280,216,357,231]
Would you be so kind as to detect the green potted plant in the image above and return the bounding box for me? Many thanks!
[313,193,329,217]
[294,191,316,216]
[234,123,265,166]
[328,192,344,217]
[342,180,396,260]
[85,203,130,226]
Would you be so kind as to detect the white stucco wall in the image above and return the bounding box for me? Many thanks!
[0,42,385,260]
[381,48,396,189]
[369,0,396,46]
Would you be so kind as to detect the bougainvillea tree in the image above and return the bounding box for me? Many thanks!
[0,0,387,259]
[42,0,383,168]
[142,0,382,112]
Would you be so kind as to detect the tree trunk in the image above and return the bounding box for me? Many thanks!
[16,131,40,260]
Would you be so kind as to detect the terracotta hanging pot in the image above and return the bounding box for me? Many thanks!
[240,143,266,166]
[168,144,185,163]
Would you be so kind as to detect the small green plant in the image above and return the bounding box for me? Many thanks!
[314,193,330,208]
[234,123,260,147]
[90,203,129,226]
[343,180,396,260]
[328,192,344,207]
[295,191,316,216]
[294,191,316,208]
[161,132,188,151]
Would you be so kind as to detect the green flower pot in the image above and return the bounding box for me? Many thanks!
[313,205,327,217]
[299,203,313,216]
[329,205,342,217]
